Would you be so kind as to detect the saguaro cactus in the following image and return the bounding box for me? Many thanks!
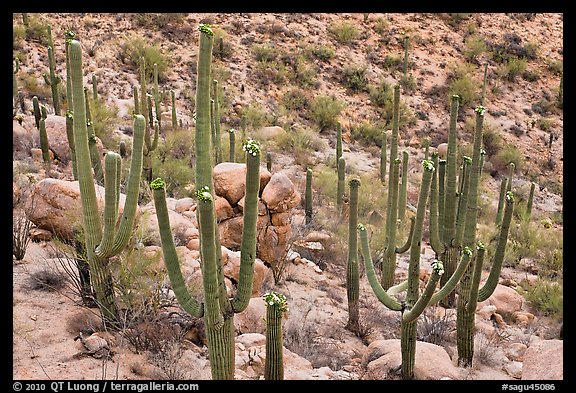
[153,63,161,131]
[211,79,223,164]
[228,128,236,163]
[152,25,262,380]
[336,120,343,167]
[68,39,145,325]
[92,74,98,101]
[263,291,288,380]
[171,89,177,129]
[39,117,51,166]
[266,151,272,172]
[64,30,77,180]
[44,29,61,115]
[360,158,473,380]
[380,129,387,184]
[455,106,515,367]
[305,168,313,224]
[337,156,346,214]
[346,178,361,333]
[398,150,409,221]
[84,87,104,186]
[526,182,536,219]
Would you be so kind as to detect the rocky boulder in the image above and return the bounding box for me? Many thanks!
[43,115,104,164]
[363,339,461,380]
[477,284,524,321]
[261,172,301,213]
[521,340,563,380]
[213,162,271,206]
[24,178,136,241]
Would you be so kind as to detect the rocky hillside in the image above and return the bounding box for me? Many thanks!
[13,13,563,382]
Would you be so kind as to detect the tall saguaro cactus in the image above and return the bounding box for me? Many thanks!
[455,106,515,367]
[68,39,145,325]
[44,27,61,115]
[346,178,361,334]
[336,120,343,167]
[305,168,313,224]
[337,156,346,214]
[152,25,262,380]
[171,89,177,129]
[211,79,223,164]
[263,291,288,380]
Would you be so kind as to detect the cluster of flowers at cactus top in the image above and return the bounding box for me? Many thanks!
[195,186,213,203]
[242,139,261,157]
[431,259,445,276]
[198,23,214,36]
[263,291,289,312]
[150,177,166,190]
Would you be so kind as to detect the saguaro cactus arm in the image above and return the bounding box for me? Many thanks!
[231,140,261,313]
[477,192,514,302]
[429,247,473,304]
[395,216,415,254]
[358,224,403,311]
[402,260,443,324]
[151,178,204,317]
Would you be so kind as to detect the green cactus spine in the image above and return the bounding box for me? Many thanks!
[346,178,361,334]
[337,156,346,214]
[69,40,145,325]
[228,128,236,163]
[305,168,313,224]
[32,96,41,129]
[153,26,261,380]
[263,291,288,380]
[171,90,177,129]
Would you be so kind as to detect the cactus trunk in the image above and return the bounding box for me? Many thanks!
[337,156,345,214]
[263,292,287,380]
[305,168,313,224]
[346,178,361,333]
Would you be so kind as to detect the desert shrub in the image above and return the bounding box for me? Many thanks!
[252,43,279,62]
[306,44,335,62]
[273,126,327,157]
[481,123,503,158]
[13,24,26,48]
[547,60,563,76]
[287,56,318,89]
[490,143,523,174]
[341,65,369,93]
[350,121,386,147]
[368,80,415,128]
[327,21,360,44]
[13,210,32,261]
[133,13,187,30]
[90,98,119,150]
[24,16,50,45]
[28,268,67,292]
[309,95,344,131]
[241,103,274,130]
[212,28,233,60]
[373,17,389,35]
[281,87,309,111]
[519,279,563,319]
[417,306,456,346]
[464,34,487,62]
[447,71,479,109]
[496,56,527,82]
[439,13,471,28]
[118,35,170,82]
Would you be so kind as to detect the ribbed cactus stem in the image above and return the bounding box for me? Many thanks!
[92,74,98,101]
[119,140,127,158]
[305,168,313,224]
[39,117,51,164]
[429,153,444,255]
[387,85,400,181]
[133,85,140,115]
[212,80,222,164]
[266,151,272,172]
[32,96,41,129]
[66,111,78,180]
[139,57,149,127]
[380,129,387,183]
[403,35,409,79]
[382,158,400,289]
[526,182,535,219]
[337,156,345,214]
[263,292,287,380]
[85,87,104,185]
[231,140,261,312]
[47,45,61,115]
[227,129,236,163]
[346,178,361,333]
[398,150,409,221]
[41,105,48,120]
[69,39,116,323]
[439,95,460,307]
[151,179,204,317]
[171,90,177,129]
[358,224,403,311]
[13,60,18,98]
[477,193,514,302]
[336,121,342,167]
[147,94,154,128]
